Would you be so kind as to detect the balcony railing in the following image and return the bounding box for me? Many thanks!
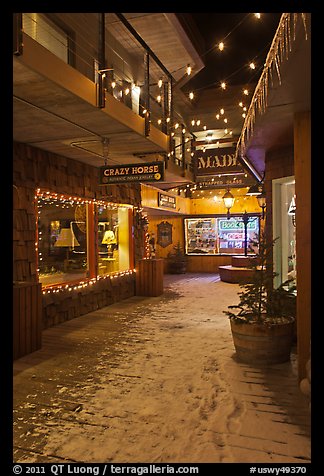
[14,12,195,174]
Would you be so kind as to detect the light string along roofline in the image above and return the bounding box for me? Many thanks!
[150,13,278,138]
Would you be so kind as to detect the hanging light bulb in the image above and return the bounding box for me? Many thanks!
[221,81,226,90]
[218,41,225,51]
[189,91,194,100]
[249,62,256,70]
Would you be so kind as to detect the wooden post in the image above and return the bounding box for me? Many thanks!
[144,53,150,137]
[13,282,42,360]
[294,111,311,381]
[87,202,96,279]
[136,259,164,296]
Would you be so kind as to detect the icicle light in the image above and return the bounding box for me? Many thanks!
[235,13,309,162]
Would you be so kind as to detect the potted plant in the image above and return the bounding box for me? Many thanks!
[224,231,296,364]
[167,241,187,274]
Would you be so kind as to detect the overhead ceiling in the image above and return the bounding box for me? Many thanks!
[13,12,205,184]
[13,12,311,190]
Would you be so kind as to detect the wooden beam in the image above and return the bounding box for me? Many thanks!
[294,111,311,381]
[192,137,239,147]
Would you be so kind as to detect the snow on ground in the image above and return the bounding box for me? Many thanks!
[13,274,310,463]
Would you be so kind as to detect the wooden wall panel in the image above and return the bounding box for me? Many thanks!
[294,111,311,381]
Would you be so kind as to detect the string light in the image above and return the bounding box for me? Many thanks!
[42,270,136,295]
[249,62,256,70]
[158,78,163,88]
[186,64,192,75]
[243,89,249,95]
[254,13,261,19]
[218,41,225,51]
[221,81,226,90]
[189,92,194,100]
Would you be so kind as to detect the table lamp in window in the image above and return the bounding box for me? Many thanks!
[54,227,80,265]
[102,230,117,257]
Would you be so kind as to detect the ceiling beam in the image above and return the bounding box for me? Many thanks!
[192,137,239,147]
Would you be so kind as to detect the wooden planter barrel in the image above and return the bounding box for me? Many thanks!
[230,319,294,365]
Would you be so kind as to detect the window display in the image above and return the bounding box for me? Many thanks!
[37,191,133,287]
[37,196,88,286]
[184,216,260,255]
[97,205,131,275]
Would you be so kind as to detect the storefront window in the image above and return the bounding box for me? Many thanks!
[184,216,260,255]
[97,205,131,275]
[37,194,88,286]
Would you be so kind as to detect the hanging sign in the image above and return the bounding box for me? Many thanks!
[195,147,244,176]
[157,221,173,248]
[158,192,176,209]
[99,161,164,185]
[196,175,255,189]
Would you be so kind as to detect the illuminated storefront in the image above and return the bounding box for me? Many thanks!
[36,190,133,288]
[184,215,260,255]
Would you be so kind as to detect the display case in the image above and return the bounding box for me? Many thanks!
[184,216,260,256]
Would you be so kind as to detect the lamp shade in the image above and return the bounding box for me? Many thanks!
[54,228,80,247]
[246,182,263,196]
[102,230,116,244]
[257,194,266,209]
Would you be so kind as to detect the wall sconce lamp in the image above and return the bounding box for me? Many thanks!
[222,188,235,219]
[257,189,266,219]
[246,182,266,219]
[97,68,114,77]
